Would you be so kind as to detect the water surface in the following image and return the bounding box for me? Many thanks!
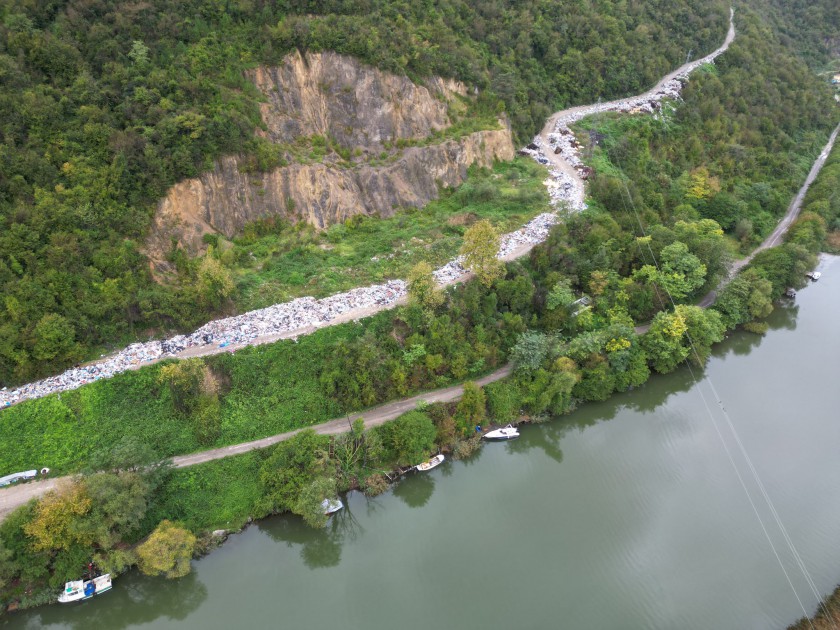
[6,257,840,630]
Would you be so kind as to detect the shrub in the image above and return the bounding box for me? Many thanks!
[136,520,196,579]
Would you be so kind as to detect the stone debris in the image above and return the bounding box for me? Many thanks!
[0,212,559,408]
[524,42,729,212]
[0,37,731,410]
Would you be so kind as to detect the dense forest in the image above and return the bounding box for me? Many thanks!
[1,0,839,605]
[575,4,838,263]
[0,0,730,384]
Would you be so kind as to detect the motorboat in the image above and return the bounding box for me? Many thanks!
[483,424,520,440]
[321,498,344,515]
[58,574,112,603]
[415,454,444,472]
[806,271,821,280]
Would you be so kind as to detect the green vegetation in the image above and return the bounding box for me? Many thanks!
[573,6,838,259]
[0,0,730,385]
[231,159,548,310]
[136,520,196,579]
[2,0,840,613]
[460,218,504,286]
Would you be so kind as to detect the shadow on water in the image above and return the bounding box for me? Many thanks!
[392,471,437,509]
[4,571,208,630]
[505,360,700,462]
[256,502,366,570]
[714,300,799,360]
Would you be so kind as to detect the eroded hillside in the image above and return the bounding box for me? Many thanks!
[147,52,514,264]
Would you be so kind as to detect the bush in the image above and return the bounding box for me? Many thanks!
[485,381,522,423]
[379,411,437,467]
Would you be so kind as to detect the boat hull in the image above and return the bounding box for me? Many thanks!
[416,454,445,471]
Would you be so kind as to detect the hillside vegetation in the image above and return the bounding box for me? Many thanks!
[0,0,729,385]
[2,0,840,602]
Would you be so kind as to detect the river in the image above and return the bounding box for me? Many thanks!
[5,256,840,630]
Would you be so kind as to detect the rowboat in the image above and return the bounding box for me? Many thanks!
[321,498,344,515]
[483,424,520,440]
[58,574,112,603]
[415,454,444,472]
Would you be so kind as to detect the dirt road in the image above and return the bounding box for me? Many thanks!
[0,365,513,521]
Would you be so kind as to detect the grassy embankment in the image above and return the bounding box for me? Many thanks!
[227,158,550,311]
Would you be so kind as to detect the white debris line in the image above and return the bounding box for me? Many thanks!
[0,17,734,409]
[0,211,557,408]
[522,13,734,211]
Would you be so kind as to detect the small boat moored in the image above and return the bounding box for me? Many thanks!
[58,574,112,604]
[321,498,344,515]
[806,271,821,281]
[483,424,520,440]
[415,454,445,472]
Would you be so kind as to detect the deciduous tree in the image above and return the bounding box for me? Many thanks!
[461,220,503,286]
[136,520,196,579]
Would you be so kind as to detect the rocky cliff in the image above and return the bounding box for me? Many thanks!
[147,52,514,262]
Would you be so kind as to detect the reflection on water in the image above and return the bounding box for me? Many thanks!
[392,471,438,509]
[257,505,369,569]
[5,571,207,630]
[5,256,839,630]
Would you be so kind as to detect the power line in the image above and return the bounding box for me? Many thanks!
[613,169,832,629]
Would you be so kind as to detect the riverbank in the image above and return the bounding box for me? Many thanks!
[5,256,840,629]
[3,5,840,616]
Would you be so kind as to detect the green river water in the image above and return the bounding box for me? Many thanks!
[5,256,840,630]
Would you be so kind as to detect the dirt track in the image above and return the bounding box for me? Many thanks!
[0,365,513,521]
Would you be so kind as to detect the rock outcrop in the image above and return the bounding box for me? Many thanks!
[147,52,514,263]
[248,52,465,149]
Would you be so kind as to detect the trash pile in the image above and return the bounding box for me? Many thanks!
[0,35,733,409]
[0,211,562,408]
[523,38,730,212]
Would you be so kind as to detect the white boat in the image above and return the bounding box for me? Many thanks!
[321,498,344,515]
[415,454,444,472]
[483,424,520,440]
[807,271,821,281]
[58,574,112,603]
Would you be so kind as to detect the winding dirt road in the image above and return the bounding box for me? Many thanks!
[6,8,836,521]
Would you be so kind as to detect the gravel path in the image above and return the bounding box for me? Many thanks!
[0,11,742,516]
[0,365,513,521]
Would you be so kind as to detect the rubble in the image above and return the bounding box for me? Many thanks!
[0,211,561,408]
[524,39,730,213]
[0,32,733,410]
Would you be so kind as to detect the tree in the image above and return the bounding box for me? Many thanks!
[24,482,93,552]
[510,331,552,373]
[641,310,690,374]
[660,241,707,298]
[196,246,235,308]
[32,313,79,363]
[382,411,437,466]
[84,472,153,546]
[461,219,503,286]
[136,520,196,579]
[259,430,329,515]
[158,359,205,413]
[634,241,706,302]
[294,477,338,528]
[407,261,443,311]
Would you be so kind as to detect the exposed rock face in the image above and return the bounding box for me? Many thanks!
[249,52,465,149]
[147,52,514,262]
[149,129,514,256]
